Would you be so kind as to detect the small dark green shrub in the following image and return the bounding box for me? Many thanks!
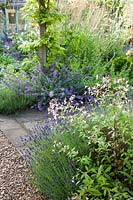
[111,56,133,84]
[112,56,132,72]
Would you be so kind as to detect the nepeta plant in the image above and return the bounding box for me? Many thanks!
[2,65,94,111]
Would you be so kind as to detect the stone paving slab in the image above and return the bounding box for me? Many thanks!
[0,109,48,152]
[15,109,48,123]
[4,128,27,147]
[0,118,21,131]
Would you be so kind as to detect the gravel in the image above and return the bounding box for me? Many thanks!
[0,131,43,200]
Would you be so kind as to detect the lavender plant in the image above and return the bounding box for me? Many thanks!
[23,76,133,199]
[22,119,77,200]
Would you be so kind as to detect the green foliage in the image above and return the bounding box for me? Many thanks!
[111,56,133,85]
[26,131,77,200]
[11,31,38,56]
[96,33,124,63]
[22,0,61,25]
[112,56,128,72]
[0,54,15,65]
[19,56,39,73]
[26,78,133,199]
[52,104,133,199]
[22,0,63,67]
[55,24,125,76]
[71,107,133,199]
[0,85,32,114]
[0,41,3,53]
[0,53,38,78]
[0,54,18,78]
[0,1,9,10]
[27,105,133,199]
[58,26,96,72]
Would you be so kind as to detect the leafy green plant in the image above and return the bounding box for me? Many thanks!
[53,23,125,76]
[0,85,33,114]
[58,26,96,72]
[25,104,133,199]
[22,0,63,71]
[0,41,3,53]
[0,54,19,78]
[8,31,37,60]
[24,76,133,199]
[19,56,39,73]
[51,102,133,199]
[70,106,133,199]
[111,56,133,85]
[0,54,16,65]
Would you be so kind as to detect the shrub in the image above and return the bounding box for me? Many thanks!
[0,54,16,66]
[111,56,133,85]
[24,77,133,199]
[67,106,133,200]
[0,54,21,79]
[18,56,39,73]
[9,31,37,59]
[111,56,129,72]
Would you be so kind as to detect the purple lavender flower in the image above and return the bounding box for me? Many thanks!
[53,70,58,78]
[49,91,54,98]
[32,93,39,96]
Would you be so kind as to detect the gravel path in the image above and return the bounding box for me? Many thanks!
[0,131,43,200]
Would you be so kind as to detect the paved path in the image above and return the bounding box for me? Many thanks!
[0,109,49,154]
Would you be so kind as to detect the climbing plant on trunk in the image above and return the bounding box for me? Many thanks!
[23,0,62,72]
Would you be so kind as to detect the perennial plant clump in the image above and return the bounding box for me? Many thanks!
[2,64,95,112]
[0,85,32,114]
[23,77,133,199]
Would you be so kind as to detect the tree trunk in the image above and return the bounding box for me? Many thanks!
[39,23,47,73]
